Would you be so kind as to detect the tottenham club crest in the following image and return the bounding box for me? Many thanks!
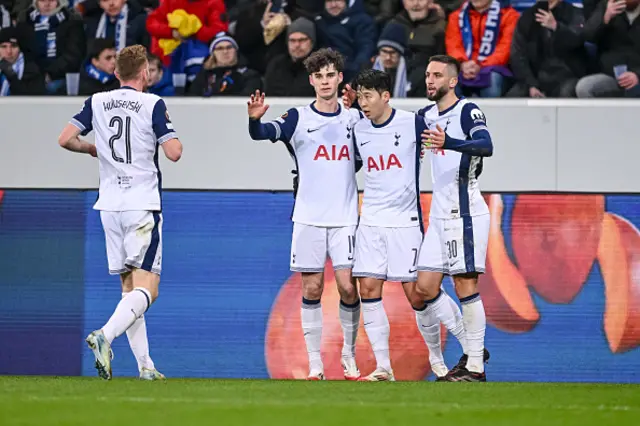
[394,133,401,146]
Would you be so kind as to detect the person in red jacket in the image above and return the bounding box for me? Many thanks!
[446,0,519,97]
[146,0,228,66]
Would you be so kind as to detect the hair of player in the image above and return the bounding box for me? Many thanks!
[353,69,392,95]
[88,38,116,60]
[116,45,149,81]
[303,48,345,74]
[428,54,461,76]
[147,53,163,69]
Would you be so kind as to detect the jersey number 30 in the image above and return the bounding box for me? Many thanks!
[109,116,132,164]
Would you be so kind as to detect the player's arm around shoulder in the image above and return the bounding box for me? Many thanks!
[59,96,97,157]
[152,97,182,162]
[422,102,494,157]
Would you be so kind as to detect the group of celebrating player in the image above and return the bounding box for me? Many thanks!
[248,48,494,382]
[58,44,493,383]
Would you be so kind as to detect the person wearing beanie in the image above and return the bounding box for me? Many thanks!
[0,26,46,95]
[389,0,447,97]
[372,22,410,97]
[264,17,317,96]
[188,32,261,97]
[314,0,376,82]
[15,0,85,95]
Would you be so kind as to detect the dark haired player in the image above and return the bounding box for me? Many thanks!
[246,48,363,381]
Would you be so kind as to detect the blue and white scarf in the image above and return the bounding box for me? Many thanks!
[30,9,67,61]
[459,0,501,62]
[85,62,115,84]
[373,55,409,98]
[96,3,128,52]
[0,53,25,96]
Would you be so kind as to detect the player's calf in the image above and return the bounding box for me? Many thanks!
[301,272,325,378]
[453,274,486,375]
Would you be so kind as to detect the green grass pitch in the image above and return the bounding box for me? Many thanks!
[1,377,638,425]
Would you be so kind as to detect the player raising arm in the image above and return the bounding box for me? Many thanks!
[247,49,363,381]
[417,54,493,382]
[58,45,182,381]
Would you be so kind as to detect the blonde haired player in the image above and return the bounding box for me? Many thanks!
[58,45,183,380]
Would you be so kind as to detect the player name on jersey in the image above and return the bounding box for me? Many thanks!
[102,99,143,113]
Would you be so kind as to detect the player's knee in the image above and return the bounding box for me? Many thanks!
[416,273,441,300]
[301,273,323,299]
[358,278,383,299]
[453,273,479,298]
[335,271,358,301]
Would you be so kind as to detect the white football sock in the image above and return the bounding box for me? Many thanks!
[339,300,360,359]
[426,290,468,354]
[102,288,151,344]
[461,293,486,373]
[301,298,323,374]
[414,304,447,377]
[122,293,155,371]
[446,291,468,354]
[362,298,391,372]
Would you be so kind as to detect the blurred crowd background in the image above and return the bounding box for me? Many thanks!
[0,0,637,98]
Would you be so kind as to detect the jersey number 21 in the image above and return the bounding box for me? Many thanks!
[109,116,132,164]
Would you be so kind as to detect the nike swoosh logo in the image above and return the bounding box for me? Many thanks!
[360,141,371,146]
[364,321,373,326]
[307,128,320,133]
[408,268,417,273]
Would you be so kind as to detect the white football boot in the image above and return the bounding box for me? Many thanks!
[342,357,361,381]
[358,367,395,382]
[85,330,113,380]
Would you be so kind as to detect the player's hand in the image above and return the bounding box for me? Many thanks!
[342,83,356,108]
[422,124,446,149]
[604,0,626,24]
[88,145,97,158]
[535,9,557,31]
[617,71,639,89]
[247,90,270,119]
[529,87,545,98]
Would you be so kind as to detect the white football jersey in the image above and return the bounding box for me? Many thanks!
[354,108,426,228]
[266,102,363,227]
[70,87,177,212]
[419,99,489,219]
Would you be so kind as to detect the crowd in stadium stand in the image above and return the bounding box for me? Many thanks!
[0,0,638,97]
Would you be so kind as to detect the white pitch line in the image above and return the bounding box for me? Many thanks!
[12,395,637,412]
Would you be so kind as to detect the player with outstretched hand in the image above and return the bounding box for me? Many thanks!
[416,54,493,381]
[58,45,183,381]
[247,48,363,381]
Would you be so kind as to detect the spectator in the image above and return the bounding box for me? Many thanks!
[188,32,261,96]
[78,37,118,94]
[446,0,519,97]
[508,0,588,98]
[314,0,376,81]
[0,26,46,95]
[371,22,412,97]
[146,0,228,66]
[389,0,446,96]
[84,0,150,52]
[576,0,640,98]
[363,0,401,26]
[17,0,85,95]
[147,52,174,95]
[234,0,294,74]
[264,16,316,96]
